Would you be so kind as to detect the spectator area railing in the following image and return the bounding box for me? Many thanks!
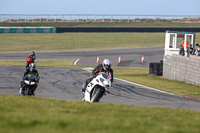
[0,14,200,23]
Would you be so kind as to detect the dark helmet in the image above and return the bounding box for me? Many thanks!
[29,63,35,71]
[29,51,35,57]
[102,59,112,70]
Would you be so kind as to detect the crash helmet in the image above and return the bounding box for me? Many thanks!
[102,59,112,70]
[29,51,35,57]
[29,63,35,71]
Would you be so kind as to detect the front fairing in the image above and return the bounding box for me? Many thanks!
[24,74,37,85]
[88,73,111,92]
[84,72,112,102]
[24,74,36,81]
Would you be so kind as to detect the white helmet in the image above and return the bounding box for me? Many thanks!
[102,59,112,70]
[29,63,35,71]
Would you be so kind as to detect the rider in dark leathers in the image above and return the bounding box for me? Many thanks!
[81,59,113,93]
[19,63,39,95]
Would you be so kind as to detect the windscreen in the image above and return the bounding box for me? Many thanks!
[25,74,36,81]
[101,72,111,79]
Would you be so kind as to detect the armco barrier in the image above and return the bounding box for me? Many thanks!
[0,27,56,33]
[56,27,200,33]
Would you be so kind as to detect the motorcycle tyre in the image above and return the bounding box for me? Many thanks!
[23,87,29,96]
[91,88,103,102]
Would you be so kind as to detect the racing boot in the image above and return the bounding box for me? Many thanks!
[81,83,86,95]
[19,88,22,94]
[19,83,23,94]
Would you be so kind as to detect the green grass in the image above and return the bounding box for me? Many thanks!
[0,59,92,68]
[1,33,200,52]
[1,33,200,53]
[0,33,166,52]
[0,95,200,133]
[0,59,76,67]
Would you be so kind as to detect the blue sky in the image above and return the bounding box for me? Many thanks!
[1,0,200,15]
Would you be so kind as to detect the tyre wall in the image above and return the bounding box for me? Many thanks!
[56,27,200,33]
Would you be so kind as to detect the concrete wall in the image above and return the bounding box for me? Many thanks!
[163,54,200,86]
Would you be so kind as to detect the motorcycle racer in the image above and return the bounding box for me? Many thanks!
[81,59,113,93]
[19,63,39,95]
[26,51,36,68]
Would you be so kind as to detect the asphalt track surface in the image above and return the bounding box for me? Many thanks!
[0,47,164,67]
[1,47,200,111]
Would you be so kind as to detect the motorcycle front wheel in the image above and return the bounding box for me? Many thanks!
[23,87,29,96]
[91,88,104,102]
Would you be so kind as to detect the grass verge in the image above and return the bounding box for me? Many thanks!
[0,95,200,133]
[1,33,199,53]
[0,33,166,52]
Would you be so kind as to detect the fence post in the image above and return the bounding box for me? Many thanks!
[54,15,56,22]
[2,15,4,22]
[25,15,27,22]
[17,15,19,22]
[77,15,79,22]
[62,14,64,22]
[10,15,12,22]
[128,15,130,22]
[40,15,42,22]
[94,14,96,22]
[32,15,34,22]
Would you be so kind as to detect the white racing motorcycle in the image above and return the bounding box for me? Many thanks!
[82,72,112,102]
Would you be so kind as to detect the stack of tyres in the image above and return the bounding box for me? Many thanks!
[149,61,163,76]
[149,62,154,75]
[153,62,160,75]
[159,60,163,75]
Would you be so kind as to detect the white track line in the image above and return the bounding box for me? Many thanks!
[74,58,80,65]
[115,77,175,96]
[82,68,175,96]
